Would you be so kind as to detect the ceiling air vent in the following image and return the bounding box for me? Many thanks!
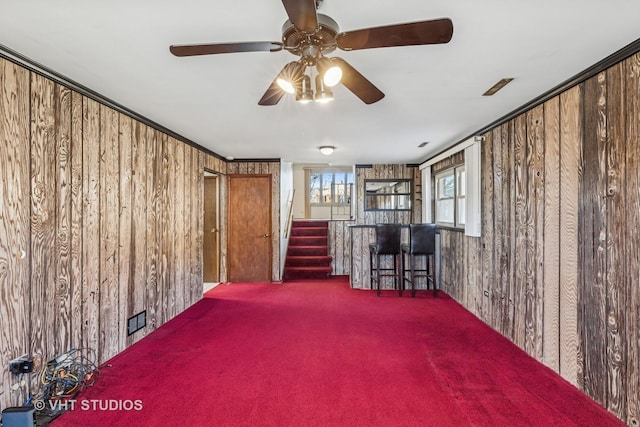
[483,78,514,96]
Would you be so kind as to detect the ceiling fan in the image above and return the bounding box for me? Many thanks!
[170,0,453,105]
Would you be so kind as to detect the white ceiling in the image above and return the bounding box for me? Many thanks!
[1,1,639,166]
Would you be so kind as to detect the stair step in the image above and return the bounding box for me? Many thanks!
[285,256,332,267]
[287,246,329,256]
[285,266,332,273]
[292,220,328,228]
[286,221,331,281]
[289,236,328,246]
[291,227,329,237]
[284,266,332,280]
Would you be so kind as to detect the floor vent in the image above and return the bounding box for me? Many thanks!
[127,310,146,336]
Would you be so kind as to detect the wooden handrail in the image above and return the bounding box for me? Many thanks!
[284,189,295,238]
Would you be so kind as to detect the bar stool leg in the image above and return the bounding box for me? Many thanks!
[431,254,438,297]
[409,254,415,298]
[369,250,373,291]
[376,253,381,297]
[397,254,402,296]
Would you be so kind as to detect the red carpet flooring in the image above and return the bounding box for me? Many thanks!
[54,277,622,426]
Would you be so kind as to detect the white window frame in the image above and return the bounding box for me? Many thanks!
[420,137,482,237]
[435,165,465,228]
[306,168,354,219]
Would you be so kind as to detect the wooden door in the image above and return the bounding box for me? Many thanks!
[203,176,219,282]
[228,175,272,282]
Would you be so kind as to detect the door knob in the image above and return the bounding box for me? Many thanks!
[263,233,270,238]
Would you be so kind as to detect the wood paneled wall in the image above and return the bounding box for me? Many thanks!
[0,58,226,408]
[355,164,422,224]
[226,161,281,282]
[327,220,354,276]
[440,53,640,424]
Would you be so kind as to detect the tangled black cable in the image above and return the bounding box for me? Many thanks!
[30,348,100,413]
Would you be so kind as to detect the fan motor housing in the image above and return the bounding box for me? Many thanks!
[281,13,339,60]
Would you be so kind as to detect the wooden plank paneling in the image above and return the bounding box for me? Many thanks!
[468,237,482,313]
[581,73,608,403]
[480,129,494,324]
[490,127,504,332]
[605,61,627,418]
[439,230,451,292]
[501,123,515,338]
[55,84,72,354]
[512,113,528,348]
[174,141,186,313]
[0,58,30,402]
[559,85,582,387]
[218,172,228,283]
[343,221,353,276]
[145,126,159,331]
[526,104,545,360]
[166,136,176,320]
[99,105,120,362]
[543,96,561,372]
[70,91,84,350]
[350,226,362,288]
[129,120,147,344]
[30,73,57,362]
[193,151,204,303]
[624,52,640,427]
[156,133,169,324]
[82,97,101,356]
[118,114,133,351]
[184,146,194,301]
[270,163,281,281]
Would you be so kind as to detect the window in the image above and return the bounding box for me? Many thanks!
[307,169,353,219]
[421,137,481,236]
[435,165,465,228]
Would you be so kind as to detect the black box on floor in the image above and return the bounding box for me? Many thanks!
[1,406,34,427]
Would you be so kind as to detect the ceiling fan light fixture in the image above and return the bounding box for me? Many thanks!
[314,75,334,103]
[296,75,314,104]
[319,146,335,155]
[317,57,342,87]
[276,61,304,94]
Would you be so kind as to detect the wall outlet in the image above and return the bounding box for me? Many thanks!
[8,356,33,375]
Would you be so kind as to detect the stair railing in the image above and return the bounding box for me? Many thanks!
[284,189,295,238]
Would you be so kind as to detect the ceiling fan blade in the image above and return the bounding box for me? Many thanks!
[170,41,282,57]
[336,18,453,51]
[281,0,318,33]
[333,58,384,104]
[258,76,286,106]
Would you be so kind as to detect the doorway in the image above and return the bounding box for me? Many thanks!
[203,173,220,290]
[227,174,272,282]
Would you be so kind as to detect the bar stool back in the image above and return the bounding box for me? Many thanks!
[369,223,402,297]
[402,223,437,297]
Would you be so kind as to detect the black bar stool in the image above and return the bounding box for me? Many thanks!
[402,223,437,297]
[369,223,402,297]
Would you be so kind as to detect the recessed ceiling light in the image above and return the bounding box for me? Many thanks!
[483,78,514,96]
[418,142,430,148]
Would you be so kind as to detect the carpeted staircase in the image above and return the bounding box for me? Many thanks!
[284,220,332,280]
